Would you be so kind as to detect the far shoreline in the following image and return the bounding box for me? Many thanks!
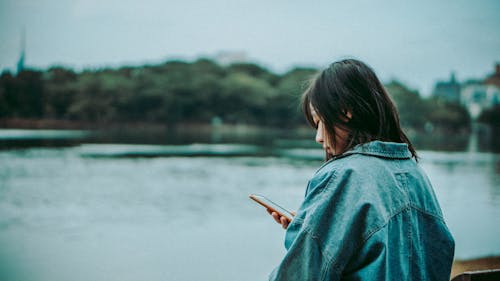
[0,117,309,132]
[0,117,484,152]
[0,117,175,130]
[0,117,316,142]
[451,255,500,278]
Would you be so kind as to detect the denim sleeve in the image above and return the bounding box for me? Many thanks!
[268,226,334,281]
[269,168,349,281]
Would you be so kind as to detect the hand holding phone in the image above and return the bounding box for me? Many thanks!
[249,194,295,222]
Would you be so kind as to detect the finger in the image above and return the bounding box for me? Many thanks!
[280,216,290,229]
[271,212,281,224]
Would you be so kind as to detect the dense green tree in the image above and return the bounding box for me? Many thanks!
[385,80,470,133]
[218,72,276,124]
[385,80,427,130]
[0,71,14,117]
[478,105,500,127]
[226,62,279,86]
[43,67,78,118]
[269,68,317,127]
[0,58,472,134]
[0,70,44,118]
[425,98,470,132]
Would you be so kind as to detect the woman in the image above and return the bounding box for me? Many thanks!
[268,59,455,280]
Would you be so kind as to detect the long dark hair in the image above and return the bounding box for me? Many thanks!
[302,59,417,160]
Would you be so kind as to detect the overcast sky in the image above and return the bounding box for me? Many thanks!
[1,0,499,95]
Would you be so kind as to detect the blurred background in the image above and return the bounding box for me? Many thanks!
[1,0,499,280]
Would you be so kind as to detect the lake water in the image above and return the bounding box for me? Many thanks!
[0,129,499,281]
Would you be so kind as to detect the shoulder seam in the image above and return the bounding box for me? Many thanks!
[360,205,411,247]
[409,204,445,221]
[346,204,446,265]
[359,204,444,246]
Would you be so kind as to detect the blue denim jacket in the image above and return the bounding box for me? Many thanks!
[269,141,455,281]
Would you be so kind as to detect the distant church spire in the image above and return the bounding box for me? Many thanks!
[17,27,26,74]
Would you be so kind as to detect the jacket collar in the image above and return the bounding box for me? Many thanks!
[315,141,412,174]
[342,141,412,159]
[316,141,412,172]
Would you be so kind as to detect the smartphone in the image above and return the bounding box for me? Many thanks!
[249,194,294,221]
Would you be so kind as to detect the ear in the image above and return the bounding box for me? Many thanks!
[342,110,352,121]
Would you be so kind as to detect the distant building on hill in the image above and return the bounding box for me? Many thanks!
[431,64,500,120]
[432,72,461,103]
[461,82,500,119]
[484,63,500,88]
[460,64,500,120]
[214,51,249,66]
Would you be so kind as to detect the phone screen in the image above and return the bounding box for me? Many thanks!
[249,194,294,221]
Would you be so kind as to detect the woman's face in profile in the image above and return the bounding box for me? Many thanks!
[310,105,349,156]
[310,106,334,155]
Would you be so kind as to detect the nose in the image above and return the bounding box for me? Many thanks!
[315,124,324,144]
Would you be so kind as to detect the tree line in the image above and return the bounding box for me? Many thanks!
[0,58,471,133]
